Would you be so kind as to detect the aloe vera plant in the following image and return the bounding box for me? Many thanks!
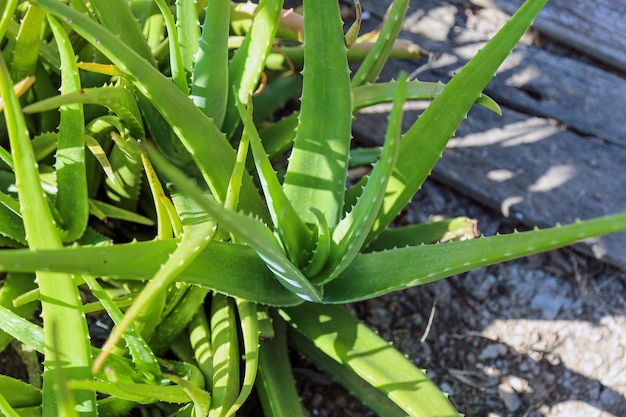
[0,0,624,416]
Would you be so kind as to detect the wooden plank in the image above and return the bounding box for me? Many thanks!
[355,0,626,268]
[362,0,626,147]
[470,0,626,73]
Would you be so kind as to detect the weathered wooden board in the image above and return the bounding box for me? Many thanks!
[470,0,626,73]
[362,0,626,147]
[356,0,626,268]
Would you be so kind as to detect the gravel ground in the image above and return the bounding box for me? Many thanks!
[295,177,626,417]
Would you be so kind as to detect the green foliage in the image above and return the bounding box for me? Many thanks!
[0,0,622,416]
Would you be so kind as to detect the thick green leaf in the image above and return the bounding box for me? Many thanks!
[147,145,322,302]
[283,0,352,227]
[370,0,547,239]
[326,213,626,302]
[0,239,301,306]
[282,303,461,417]
[316,74,408,284]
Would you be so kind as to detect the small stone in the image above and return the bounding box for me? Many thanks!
[498,382,523,412]
[479,343,508,360]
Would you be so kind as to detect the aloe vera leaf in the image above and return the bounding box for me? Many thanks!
[175,0,200,74]
[0,304,44,353]
[224,299,259,417]
[48,15,89,242]
[353,79,501,114]
[31,132,57,161]
[207,294,239,417]
[163,373,211,416]
[67,379,191,404]
[370,0,547,239]
[154,0,187,93]
[0,200,25,245]
[0,0,18,41]
[10,3,44,81]
[104,134,144,211]
[149,286,210,357]
[88,199,154,225]
[288,327,408,417]
[318,74,407,284]
[302,207,331,277]
[0,273,36,350]
[235,97,312,266]
[191,0,229,126]
[31,0,269,218]
[283,0,352,227]
[222,0,283,137]
[352,0,409,86]
[326,213,626,303]
[251,74,302,124]
[0,240,302,306]
[0,304,144,386]
[0,54,97,415]
[230,3,302,42]
[82,275,161,379]
[282,303,461,417]
[148,144,322,302]
[189,304,214,386]
[224,116,250,214]
[23,86,145,139]
[49,322,80,417]
[93,219,218,372]
[255,312,307,417]
[0,375,41,408]
[257,112,298,158]
[140,144,173,239]
[364,217,479,252]
[265,38,424,72]
[89,0,155,66]
[0,395,20,417]
[344,0,362,48]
